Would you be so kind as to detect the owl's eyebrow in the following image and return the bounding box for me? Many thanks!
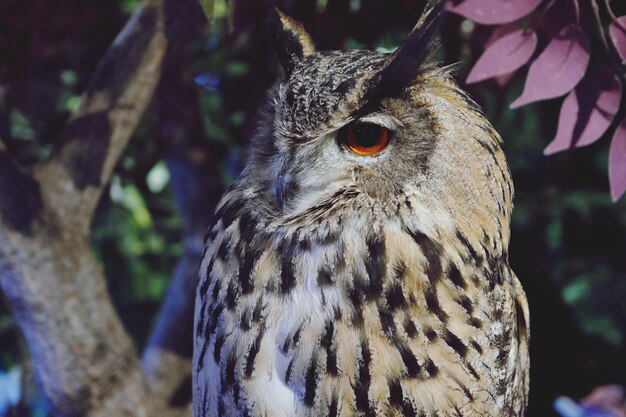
[350,102,382,121]
[356,113,402,131]
[349,101,402,129]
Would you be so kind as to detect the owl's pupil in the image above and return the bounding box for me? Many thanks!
[342,121,390,156]
[353,123,382,148]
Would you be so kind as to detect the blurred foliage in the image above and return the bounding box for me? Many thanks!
[486,83,626,347]
[1,0,626,416]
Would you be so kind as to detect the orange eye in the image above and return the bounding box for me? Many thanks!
[342,122,391,156]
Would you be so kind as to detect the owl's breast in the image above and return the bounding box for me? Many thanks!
[193,189,528,417]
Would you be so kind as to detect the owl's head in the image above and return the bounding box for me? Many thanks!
[245,2,512,238]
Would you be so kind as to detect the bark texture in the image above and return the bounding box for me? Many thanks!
[0,0,208,415]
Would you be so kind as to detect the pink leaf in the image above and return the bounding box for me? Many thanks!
[469,25,518,86]
[609,16,626,62]
[610,119,626,202]
[447,0,543,25]
[485,22,519,46]
[544,67,622,155]
[495,72,515,87]
[467,29,537,84]
[510,24,590,109]
[582,385,625,409]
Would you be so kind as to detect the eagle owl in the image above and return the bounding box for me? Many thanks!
[193,2,530,416]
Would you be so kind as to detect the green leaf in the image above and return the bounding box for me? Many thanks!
[60,70,78,86]
[582,316,622,346]
[147,161,170,193]
[9,110,35,141]
[198,0,216,21]
[58,94,82,112]
[213,0,230,19]
[123,185,152,229]
[349,0,361,12]
[316,0,329,12]
[120,0,141,13]
[109,177,152,229]
[546,219,562,250]
[375,45,399,54]
[229,111,245,126]
[201,92,223,113]
[345,39,365,50]
[562,279,590,305]
[224,61,248,77]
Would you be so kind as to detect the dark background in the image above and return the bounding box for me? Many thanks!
[1,0,625,415]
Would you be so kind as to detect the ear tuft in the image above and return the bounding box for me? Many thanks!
[365,0,445,102]
[268,8,316,76]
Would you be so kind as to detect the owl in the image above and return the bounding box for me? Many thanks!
[193,2,530,416]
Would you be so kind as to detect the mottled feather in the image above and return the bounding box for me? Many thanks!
[193,5,529,417]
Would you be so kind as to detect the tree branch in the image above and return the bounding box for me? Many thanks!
[32,0,168,235]
[142,237,201,404]
[0,0,206,414]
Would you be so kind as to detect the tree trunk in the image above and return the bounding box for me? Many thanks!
[0,0,207,415]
